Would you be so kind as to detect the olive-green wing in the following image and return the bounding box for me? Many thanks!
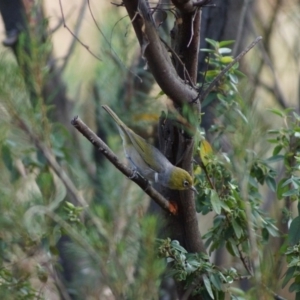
[127,129,166,173]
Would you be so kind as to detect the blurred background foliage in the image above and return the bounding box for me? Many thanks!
[0,0,300,299]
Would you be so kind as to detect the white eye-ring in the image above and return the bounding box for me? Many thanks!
[183,180,189,187]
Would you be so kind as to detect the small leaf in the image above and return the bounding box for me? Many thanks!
[2,144,13,171]
[219,40,235,47]
[266,155,284,163]
[288,216,300,245]
[220,56,233,64]
[266,176,276,192]
[205,38,219,49]
[289,282,300,293]
[273,145,283,156]
[210,273,222,291]
[282,266,296,288]
[282,189,298,197]
[232,220,242,239]
[203,274,215,299]
[277,178,290,199]
[199,139,213,166]
[229,73,238,84]
[218,48,232,54]
[210,190,222,214]
[267,108,285,117]
[226,239,240,257]
[155,90,165,100]
[206,70,220,77]
[171,240,187,253]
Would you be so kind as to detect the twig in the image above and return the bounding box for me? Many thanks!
[187,8,198,47]
[160,38,197,89]
[199,36,263,103]
[59,0,88,73]
[241,174,261,287]
[71,116,177,215]
[232,0,251,56]
[58,0,102,61]
[247,18,288,109]
[238,246,253,275]
[87,0,142,82]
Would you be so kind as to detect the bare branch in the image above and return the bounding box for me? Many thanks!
[58,0,102,61]
[71,116,178,215]
[59,0,88,73]
[232,0,252,56]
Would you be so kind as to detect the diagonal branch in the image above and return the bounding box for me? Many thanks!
[71,116,177,215]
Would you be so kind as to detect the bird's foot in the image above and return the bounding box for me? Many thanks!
[144,181,151,192]
[129,169,139,179]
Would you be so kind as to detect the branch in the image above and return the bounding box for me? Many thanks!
[122,0,199,106]
[232,0,252,56]
[58,0,101,61]
[199,36,263,102]
[71,116,177,215]
[59,0,88,73]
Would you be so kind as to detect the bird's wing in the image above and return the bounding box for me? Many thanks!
[127,129,166,173]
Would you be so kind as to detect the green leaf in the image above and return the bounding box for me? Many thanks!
[203,274,214,299]
[171,240,187,253]
[262,228,269,242]
[210,273,222,291]
[2,144,13,171]
[266,155,284,163]
[293,112,300,121]
[226,239,239,257]
[155,90,165,100]
[277,178,290,199]
[205,38,219,49]
[210,190,222,214]
[267,108,285,117]
[266,176,276,192]
[233,70,246,77]
[218,48,232,54]
[289,216,300,245]
[232,220,242,239]
[229,73,238,84]
[282,266,296,288]
[200,48,216,53]
[273,145,283,156]
[266,223,279,237]
[219,40,235,47]
[234,108,248,123]
[282,189,299,197]
[220,56,234,64]
[289,282,300,293]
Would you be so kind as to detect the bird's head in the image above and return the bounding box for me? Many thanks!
[168,167,197,192]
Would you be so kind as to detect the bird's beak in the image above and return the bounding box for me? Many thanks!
[190,186,198,194]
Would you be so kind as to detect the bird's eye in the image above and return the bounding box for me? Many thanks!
[183,180,189,187]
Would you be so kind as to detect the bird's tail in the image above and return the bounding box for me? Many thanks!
[102,105,125,127]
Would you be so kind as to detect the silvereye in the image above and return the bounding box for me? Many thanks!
[102,105,197,192]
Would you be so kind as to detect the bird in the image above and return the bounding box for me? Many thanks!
[102,105,197,192]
